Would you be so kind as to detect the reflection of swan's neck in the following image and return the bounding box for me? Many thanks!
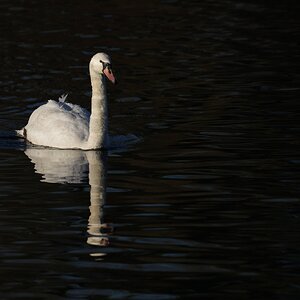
[87,151,107,246]
[86,67,108,149]
[88,151,105,205]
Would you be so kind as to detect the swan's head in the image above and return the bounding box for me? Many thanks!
[90,52,116,84]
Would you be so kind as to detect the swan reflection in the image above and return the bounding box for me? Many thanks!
[24,148,111,248]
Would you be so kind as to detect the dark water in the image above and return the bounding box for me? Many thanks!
[1,0,300,299]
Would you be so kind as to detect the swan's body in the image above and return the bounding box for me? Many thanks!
[18,96,91,149]
[16,53,116,150]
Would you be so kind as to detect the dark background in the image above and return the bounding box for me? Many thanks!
[0,0,299,299]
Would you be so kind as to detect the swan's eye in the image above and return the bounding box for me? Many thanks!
[100,60,112,72]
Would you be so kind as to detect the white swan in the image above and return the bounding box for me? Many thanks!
[16,53,116,150]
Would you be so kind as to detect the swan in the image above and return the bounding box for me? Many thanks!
[16,52,116,150]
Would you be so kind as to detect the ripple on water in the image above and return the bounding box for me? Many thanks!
[0,0,299,299]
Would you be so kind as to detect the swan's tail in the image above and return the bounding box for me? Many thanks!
[15,128,26,138]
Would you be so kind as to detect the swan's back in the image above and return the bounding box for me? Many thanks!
[23,100,90,149]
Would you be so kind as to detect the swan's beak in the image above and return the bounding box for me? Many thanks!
[103,68,116,85]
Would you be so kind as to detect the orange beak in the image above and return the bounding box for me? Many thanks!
[103,68,116,84]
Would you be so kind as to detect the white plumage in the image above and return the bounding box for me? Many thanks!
[16,53,116,150]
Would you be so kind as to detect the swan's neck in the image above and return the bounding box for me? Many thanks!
[86,69,108,149]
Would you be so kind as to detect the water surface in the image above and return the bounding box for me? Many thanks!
[0,0,299,299]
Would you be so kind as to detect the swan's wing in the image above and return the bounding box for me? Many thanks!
[66,102,90,120]
[56,100,90,120]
